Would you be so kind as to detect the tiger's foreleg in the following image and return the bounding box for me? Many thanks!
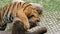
[16,9,30,30]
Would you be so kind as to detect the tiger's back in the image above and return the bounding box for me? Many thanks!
[0,2,31,23]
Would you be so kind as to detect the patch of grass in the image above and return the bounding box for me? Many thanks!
[0,0,12,8]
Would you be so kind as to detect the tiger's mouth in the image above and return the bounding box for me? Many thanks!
[29,19,40,28]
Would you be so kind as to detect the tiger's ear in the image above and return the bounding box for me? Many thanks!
[30,3,43,14]
[35,5,43,14]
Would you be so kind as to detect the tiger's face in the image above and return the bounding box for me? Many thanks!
[28,9,40,28]
[28,15,40,28]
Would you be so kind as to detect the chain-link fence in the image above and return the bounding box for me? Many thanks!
[0,0,60,34]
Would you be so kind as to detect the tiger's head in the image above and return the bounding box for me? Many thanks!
[27,3,43,28]
[28,8,40,28]
[28,16,40,28]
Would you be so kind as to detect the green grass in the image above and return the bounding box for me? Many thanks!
[0,0,60,34]
[0,0,11,8]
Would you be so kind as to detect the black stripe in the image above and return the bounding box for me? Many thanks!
[15,2,19,9]
[17,2,20,8]
[5,3,12,17]
[2,5,7,17]
[7,3,14,17]
[20,2,21,6]
[23,4,32,11]
[3,3,11,18]
[7,3,14,23]
[13,2,17,8]
[17,2,21,9]
[1,4,10,26]
[3,3,12,23]
[12,2,17,11]
[22,2,26,7]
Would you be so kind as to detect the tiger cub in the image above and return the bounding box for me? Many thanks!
[0,2,40,30]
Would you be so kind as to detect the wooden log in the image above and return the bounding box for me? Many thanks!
[0,26,47,34]
[28,26,47,34]
[0,31,11,34]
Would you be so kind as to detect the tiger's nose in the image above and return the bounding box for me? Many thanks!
[36,19,40,22]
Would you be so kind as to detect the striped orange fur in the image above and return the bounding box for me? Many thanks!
[0,2,40,30]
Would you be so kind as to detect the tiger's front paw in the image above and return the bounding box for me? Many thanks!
[24,24,30,30]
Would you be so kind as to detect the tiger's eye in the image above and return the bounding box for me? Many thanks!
[28,15,34,19]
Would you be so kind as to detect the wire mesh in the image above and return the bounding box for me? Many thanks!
[0,0,60,34]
